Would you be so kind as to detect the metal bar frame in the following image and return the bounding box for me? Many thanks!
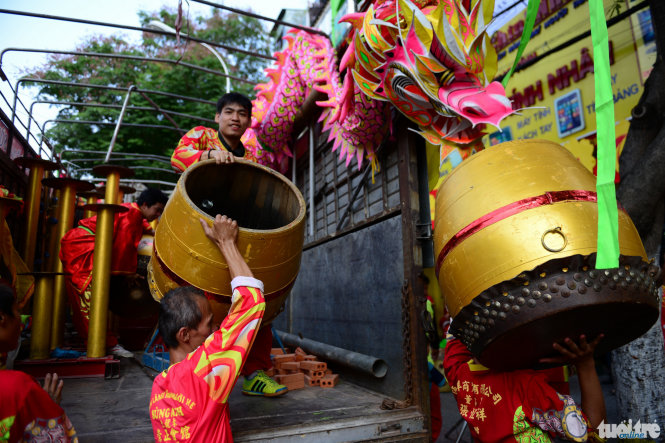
[105,85,136,162]
[189,0,330,38]
[0,9,276,61]
[0,48,253,83]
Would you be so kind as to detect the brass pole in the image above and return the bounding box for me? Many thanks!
[42,178,94,349]
[106,171,120,205]
[87,164,133,357]
[29,273,56,359]
[14,157,58,271]
[87,207,114,357]
[45,189,61,274]
[84,195,98,218]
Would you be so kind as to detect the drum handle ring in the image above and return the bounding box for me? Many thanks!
[541,227,567,252]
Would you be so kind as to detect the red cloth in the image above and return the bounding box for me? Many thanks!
[0,370,77,442]
[443,337,594,443]
[150,284,265,442]
[171,126,258,172]
[240,325,273,376]
[60,202,148,293]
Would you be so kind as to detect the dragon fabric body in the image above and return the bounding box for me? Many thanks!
[241,0,515,174]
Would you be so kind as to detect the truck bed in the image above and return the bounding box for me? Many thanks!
[59,356,426,442]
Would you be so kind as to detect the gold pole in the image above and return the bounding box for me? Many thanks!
[14,158,58,271]
[84,196,97,219]
[87,164,133,357]
[29,273,56,359]
[42,179,94,349]
[45,189,61,273]
[105,172,120,206]
[86,204,126,358]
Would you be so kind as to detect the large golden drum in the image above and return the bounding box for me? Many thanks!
[434,140,660,370]
[148,159,306,325]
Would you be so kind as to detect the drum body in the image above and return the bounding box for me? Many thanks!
[434,140,660,370]
[148,159,306,325]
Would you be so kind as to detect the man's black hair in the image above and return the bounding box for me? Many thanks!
[137,188,168,207]
[216,92,252,115]
[159,286,206,349]
[0,284,15,317]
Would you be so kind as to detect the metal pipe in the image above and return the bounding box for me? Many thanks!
[21,165,44,269]
[275,330,388,379]
[75,165,177,174]
[45,179,93,349]
[0,47,248,82]
[19,78,216,105]
[0,9,276,61]
[190,0,330,38]
[30,100,215,123]
[62,148,171,161]
[309,124,314,237]
[95,178,177,187]
[105,85,136,163]
[87,206,115,358]
[146,21,232,93]
[41,119,183,135]
[136,91,181,132]
[63,157,171,165]
[28,274,55,359]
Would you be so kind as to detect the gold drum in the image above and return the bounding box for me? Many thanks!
[434,140,660,370]
[148,159,306,325]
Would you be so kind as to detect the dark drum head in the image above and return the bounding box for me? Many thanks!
[185,162,301,231]
[450,254,661,371]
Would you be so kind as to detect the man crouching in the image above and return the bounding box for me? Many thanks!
[149,215,265,442]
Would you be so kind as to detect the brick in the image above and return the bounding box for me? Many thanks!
[325,368,333,375]
[320,374,339,388]
[295,354,306,362]
[275,372,304,385]
[265,368,275,377]
[271,347,286,355]
[304,374,320,386]
[275,372,305,390]
[294,347,307,356]
[302,369,324,379]
[280,361,300,372]
[303,355,317,361]
[300,361,327,372]
[272,353,296,365]
[275,368,289,375]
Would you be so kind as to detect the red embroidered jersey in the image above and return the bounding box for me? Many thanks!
[149,279,265,442]
[171,126,258,172]
[0,370,78,442]
[444,337,597,443]
[59,202,149,292]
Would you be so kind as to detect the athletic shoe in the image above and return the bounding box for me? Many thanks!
[111,344,134,358]
[242,370,287,397]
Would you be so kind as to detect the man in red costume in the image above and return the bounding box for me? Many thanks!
[59,188,168,358]
[149,215,265,441]
[0,284,78,442]
[444,334,606,442]
[170,92,286,397]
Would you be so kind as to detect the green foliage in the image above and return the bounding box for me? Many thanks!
[25,6,272,184]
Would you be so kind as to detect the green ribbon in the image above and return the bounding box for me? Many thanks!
[589,0,619,269]
[501,0,541,88]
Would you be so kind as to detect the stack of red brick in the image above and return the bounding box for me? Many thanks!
[265,347,339,391]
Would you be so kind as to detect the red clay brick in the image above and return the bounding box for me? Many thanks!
[295,354,306,362]
[280,361,300,372]
[275,372,305,390]
[303,369,325,379]
[304,374,320,386]
[300,361,326,371]
[295,347,307,356]
[320,374,339,388]
[271,347,286,355]
[265,368,275,377]
[304,355,317,361]
[272,353,296,365]
[325,368,333,375]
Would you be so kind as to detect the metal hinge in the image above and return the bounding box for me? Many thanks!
[415,222,432,241]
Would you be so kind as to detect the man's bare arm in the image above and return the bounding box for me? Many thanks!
[199,215,253,279]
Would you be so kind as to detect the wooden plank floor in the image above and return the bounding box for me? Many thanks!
[59,355,423,442]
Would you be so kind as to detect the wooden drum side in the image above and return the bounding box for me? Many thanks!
[150,159,306,325]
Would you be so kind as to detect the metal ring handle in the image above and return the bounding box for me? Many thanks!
[541,227,567,252]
